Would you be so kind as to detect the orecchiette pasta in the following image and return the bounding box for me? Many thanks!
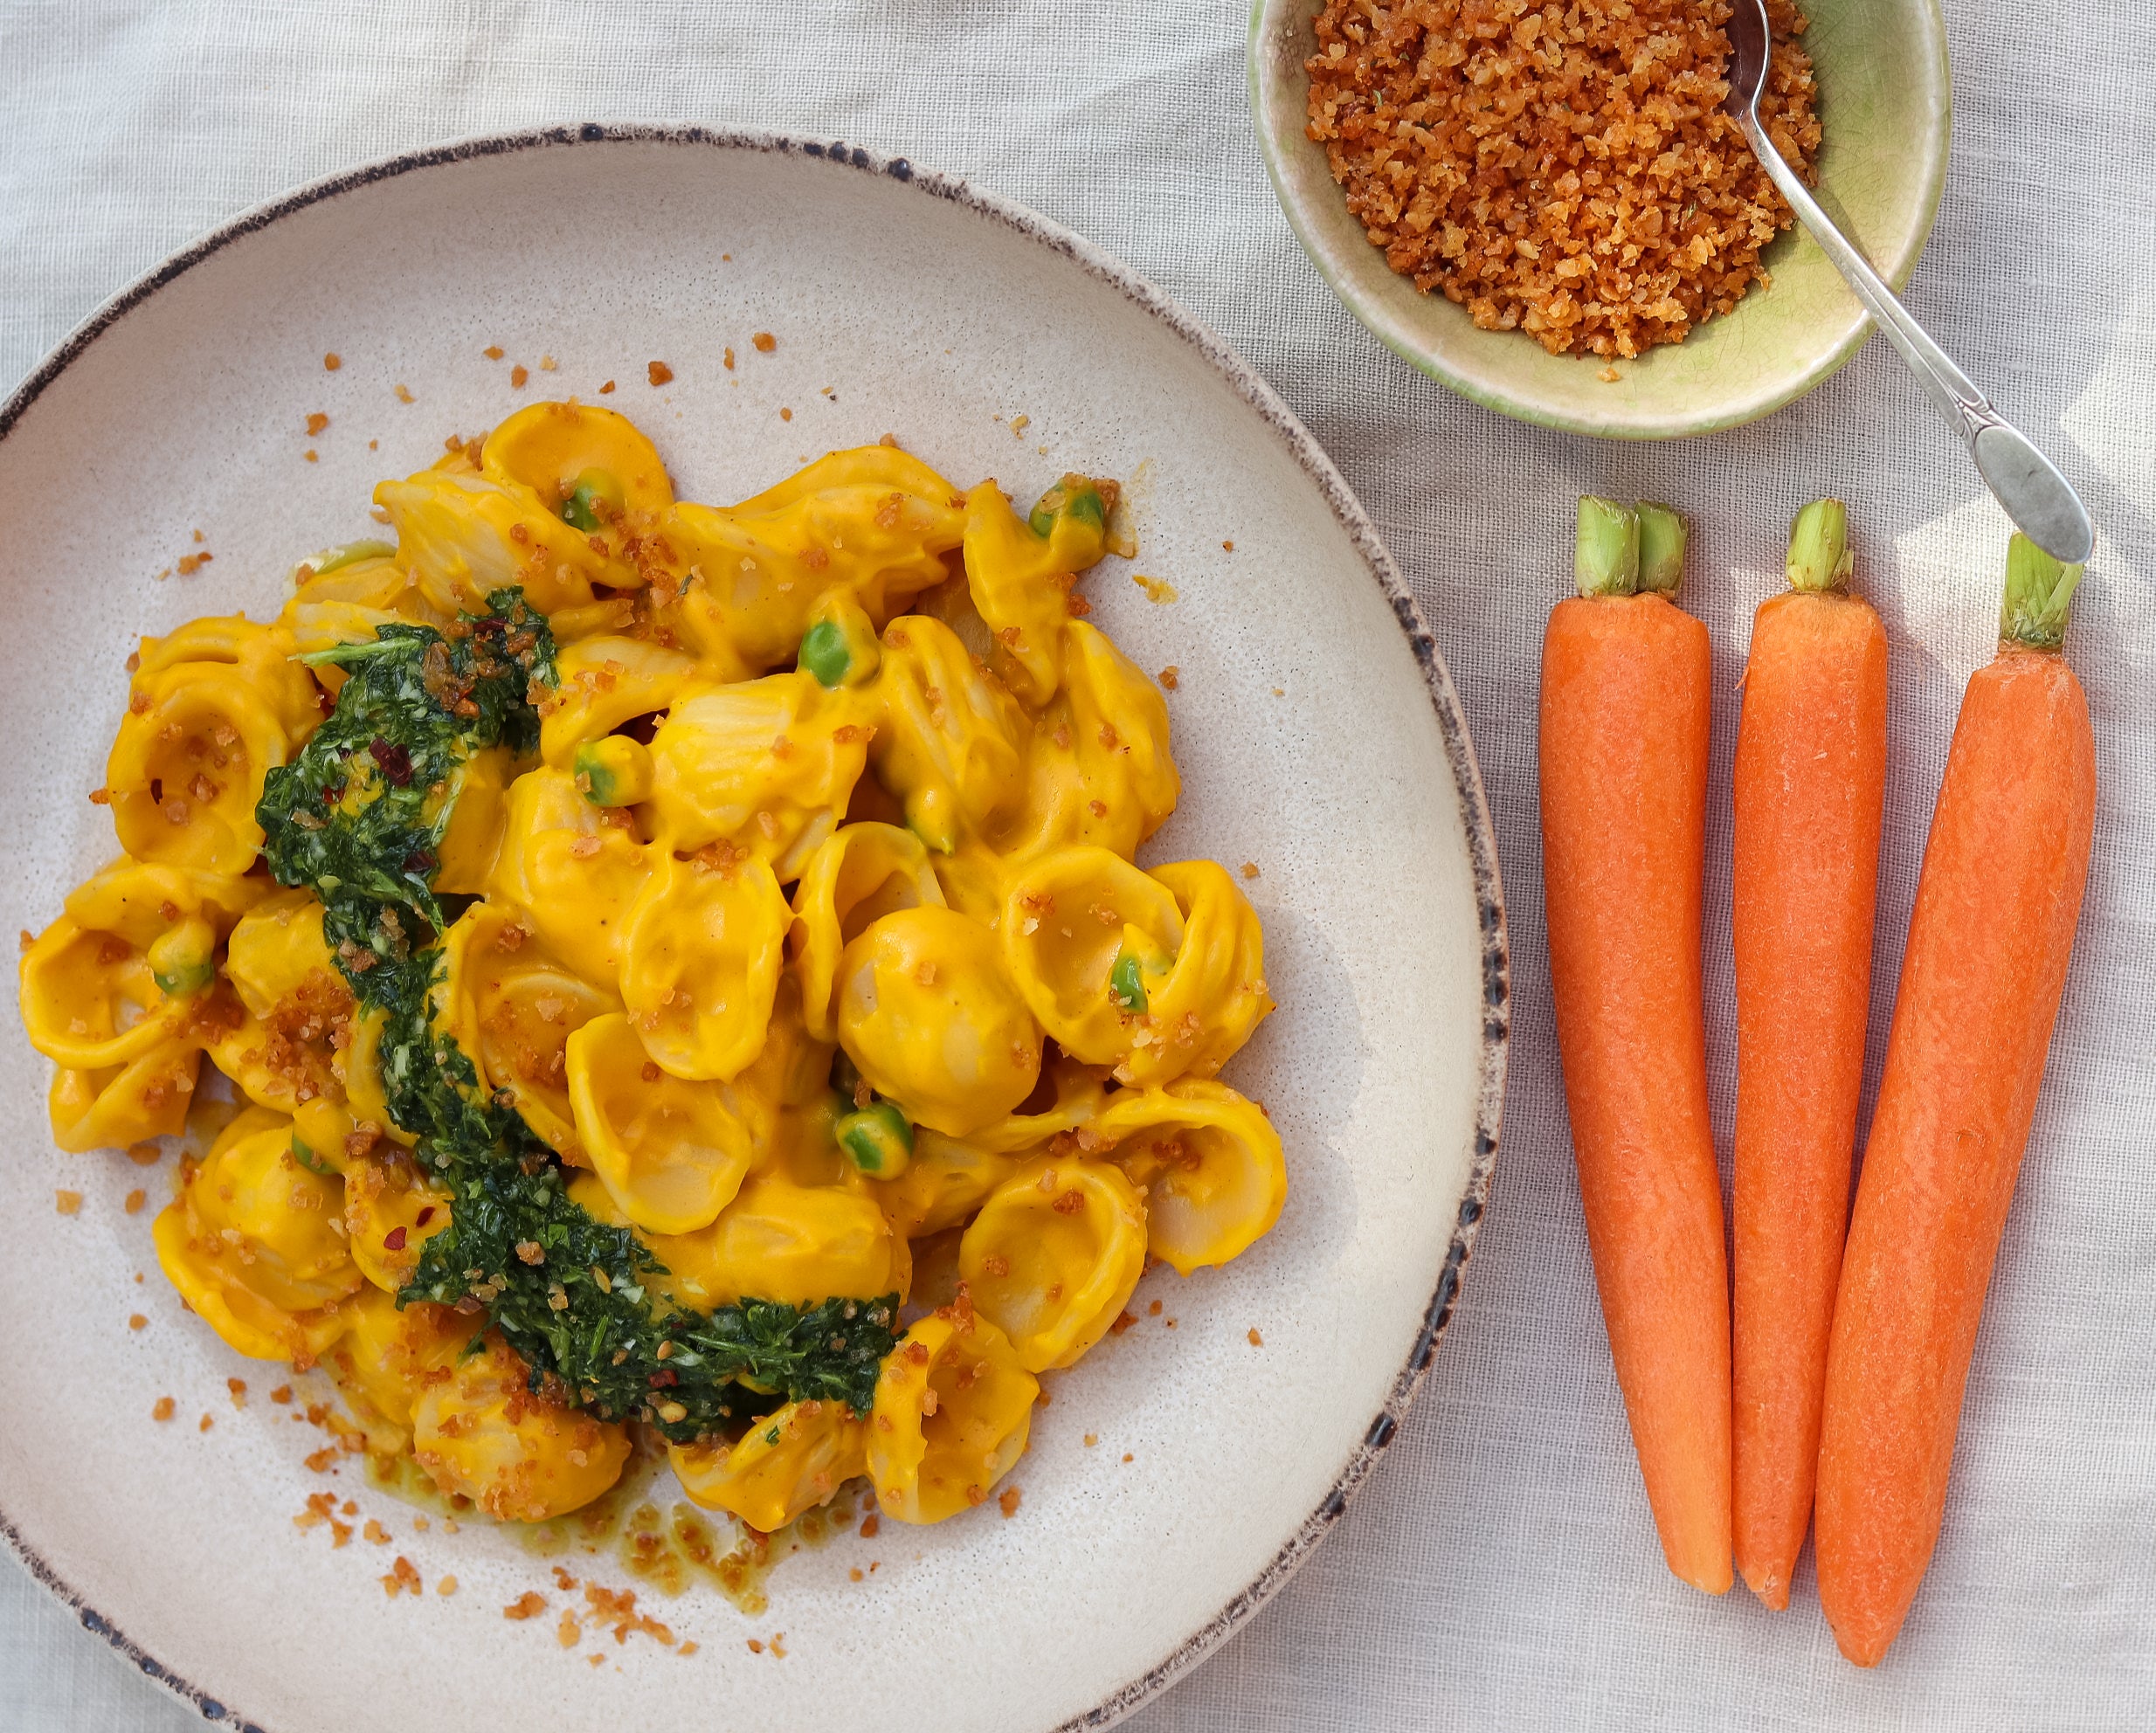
[646,672,874,877]
[870,614,1030,852]
[957,1158,1149,1372]
[836,906,1043,1136]
[787,821,948,1042]
[868,1304,1039,1525]
[485,765,654,985]
[567,1011,755,1233]
[342,1143,455,1293]
[654,446,966,671]
[20,406,1283,1545]
[409,1330,633,1522]
[1095,1080,1288,1275]
[152,1106,362,1362]
[324,1287,483,1453]
[618,849,792,1082]
[671,1398,867,1533]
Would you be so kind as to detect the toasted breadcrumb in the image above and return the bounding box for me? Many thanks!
[323,353,342,371]
[751,333,776,353]
[152,1397,175,1421]
[1248,1327,1265,1346]
[510,364,529,389]
[394,383,414,403]
[305,412,329,436]
[124,1188,146,1213]
[1305,0,1821,358]
[647,361,674,386]
[54,1190,80,1215]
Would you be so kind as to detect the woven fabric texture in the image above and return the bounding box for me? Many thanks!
[3,1,2152,1727]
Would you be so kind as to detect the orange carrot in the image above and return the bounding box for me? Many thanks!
[1731,501,1889,1610]
[1540,498,1731,1594]
[1815,535,2096,1666]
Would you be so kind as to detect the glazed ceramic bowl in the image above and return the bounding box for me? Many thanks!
[0,129,1506,1733]
[1248,0,1951,438]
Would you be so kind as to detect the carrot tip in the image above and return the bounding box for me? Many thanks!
[1635,501,1688,597]
[1574,496,1640,597]
[2001,531,2084,650]
[1742,1571,1791,1612]
[1786,497,1852,593]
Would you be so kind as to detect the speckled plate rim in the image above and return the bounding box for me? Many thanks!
[1246,0,1952,440]
[0,123,1510,1733]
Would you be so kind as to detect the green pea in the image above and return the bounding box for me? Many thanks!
[1029,480,1106,538]
[572,735,654,806]
[561,467,625,532]
[836,1100,914,1177]
[1109,949,1149,1015]
[147,916,216,998]
[798,618,852,687]
[291,1136,336,1177]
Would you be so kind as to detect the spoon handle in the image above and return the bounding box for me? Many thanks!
[1734,110,2093,564]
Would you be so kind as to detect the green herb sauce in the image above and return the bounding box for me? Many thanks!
[256,589,897,1440]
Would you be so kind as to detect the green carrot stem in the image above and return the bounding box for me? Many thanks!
[1787,499,1853,594]
[2000,532,2084,651]
[1576,496,1640,597]
[1636,502,1688,599]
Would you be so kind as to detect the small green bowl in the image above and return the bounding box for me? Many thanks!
[1248,0,1950,439]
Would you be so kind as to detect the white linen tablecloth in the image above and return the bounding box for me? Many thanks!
[3,2,2152,1726]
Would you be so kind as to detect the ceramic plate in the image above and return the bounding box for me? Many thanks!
[0,128,1505,1733]
[1249,0,1951,438]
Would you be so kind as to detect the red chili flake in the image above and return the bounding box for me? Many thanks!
[415,1206,436,1226]
[383,1226,408,1252]
[648,1369,679,1389]
[369,738,413,786]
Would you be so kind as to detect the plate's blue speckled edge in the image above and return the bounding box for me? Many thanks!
[0,122,1510,1733]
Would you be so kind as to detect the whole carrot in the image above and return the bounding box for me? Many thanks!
[1541,497,1731,1595]
[1731,501,1890,1610]
[1815,535,2096,1666]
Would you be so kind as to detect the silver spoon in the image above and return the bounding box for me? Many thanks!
[1724,0,2093,563]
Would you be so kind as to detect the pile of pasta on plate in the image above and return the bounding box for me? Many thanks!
[18,402,1284,1535]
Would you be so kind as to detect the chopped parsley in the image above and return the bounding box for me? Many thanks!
[255,588,897,1440]
[257,589,555,975]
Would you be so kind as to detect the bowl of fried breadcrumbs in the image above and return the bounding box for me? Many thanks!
[1250,0,1949,438]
